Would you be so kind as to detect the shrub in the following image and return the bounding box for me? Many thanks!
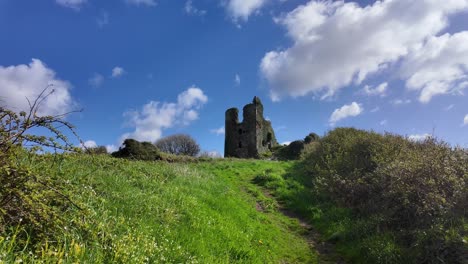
[84,146,108,155]
[304,132,320,144]
[112,139,162,161]
[273,132,320,160]
[273,140,305,160]
[0,87,81,242]
[304,127,468,262]
[300,141,320,159]
[155,134,200,157]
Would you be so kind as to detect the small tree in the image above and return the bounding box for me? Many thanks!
[154,134,200,156]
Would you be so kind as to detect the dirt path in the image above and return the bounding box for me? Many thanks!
[262,191,347,264]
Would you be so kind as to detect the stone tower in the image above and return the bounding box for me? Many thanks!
[224,96,278,158]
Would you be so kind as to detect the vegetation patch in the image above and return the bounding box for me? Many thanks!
[1,155,317,263]
[254,128,468,263]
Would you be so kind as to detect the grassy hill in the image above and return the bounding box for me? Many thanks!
[1,128,467,263]
[1,155,318,263]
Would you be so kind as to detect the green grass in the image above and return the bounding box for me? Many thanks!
[9,147,462,263]
[249,161,430,263]
[1,155,317,263]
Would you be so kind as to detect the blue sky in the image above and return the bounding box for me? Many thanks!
[1,0,468,155]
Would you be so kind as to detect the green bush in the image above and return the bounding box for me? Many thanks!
[84,146,108,155]
[274,140,305,160]
[300,141,320,160]
[273,132,320,160]
[0,89,82,245]
[304,132,320,144]
[112,139,162,161]
[0,148,70,242]
[304,127,468,263]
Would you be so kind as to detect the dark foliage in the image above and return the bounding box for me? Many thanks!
[285,140,305,159]
[304,127,468,263]
[112,139,162,161]
[273,140,305,160]
[304,132,320,144]
[154,134,200,157]
[84,146,108,155]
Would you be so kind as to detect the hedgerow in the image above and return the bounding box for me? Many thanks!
[304,127,467,263]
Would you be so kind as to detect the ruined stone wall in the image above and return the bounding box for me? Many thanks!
[224,97,278,158]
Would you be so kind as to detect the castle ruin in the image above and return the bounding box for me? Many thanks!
[224,96,278,158]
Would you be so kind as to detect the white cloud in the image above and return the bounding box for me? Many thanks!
[401,32,468,103]
[80,140,97,149]
[120,86,207,142]
[56,0,87,10]
[260,0,468,101]
[408,133,431,141]
[177,86,208,108]
[111,67,125,78]
[464,114,468,126]
[125,0,156,6]
[226,0,269,21]
[106,144,118,153]
[185,0,207,16]
[89,73,104,88]
[234,74,241,85]
[362,82,388,97]
[0,59,74,116]
[210,126,225,135]
[391,98,411,105]
[380,120,388,126]
[97,11,110,28]
[182,109,199,124]
[329,102,363,125]
[281,141,291,146]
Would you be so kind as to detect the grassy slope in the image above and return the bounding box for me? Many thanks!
[1,155,316,263]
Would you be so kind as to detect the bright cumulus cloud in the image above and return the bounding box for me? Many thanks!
[226,0,268,21]
[120,86,208,143]
[329,102,363,125]
[260,0,468,102]
[401,32,468,103]
[464,114,468,126]
[0,59,74,116]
